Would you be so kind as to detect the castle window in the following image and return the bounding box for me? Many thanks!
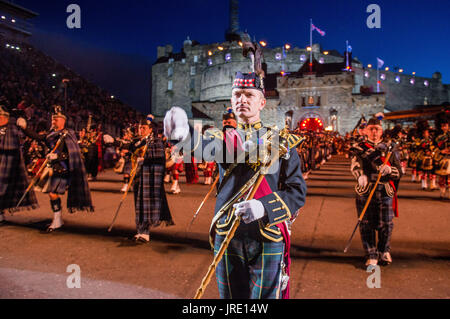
[190,66,196,75]
[194,55,198,63]
[302,97,306,106]
[168,80,173,90]
[225,53,231,62]
[181,58,186,64]
[168,58,174,64]
[190,79,195,89]
[168,67,173,77]
[317,96,321,106]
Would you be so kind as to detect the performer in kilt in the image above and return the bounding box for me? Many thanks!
[131,115,174,243]
[435,118,450,199]
[164,63,307,298]
[350,116,402,266]
[17,105,93,232]
[0,105,39,223]
[114,126,134,192]
[417,128,437,190]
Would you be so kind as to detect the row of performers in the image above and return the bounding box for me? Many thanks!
[343,114,450,199]
[405,121,449,196]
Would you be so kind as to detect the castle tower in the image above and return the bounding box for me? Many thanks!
[225,0,241,42]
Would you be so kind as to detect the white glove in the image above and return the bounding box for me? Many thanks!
[47,153,58,160]
[17,117,27,129]
[233,199,266,224]
[163,106,189,141]
[358,175,368,188]
[379,165,392,176]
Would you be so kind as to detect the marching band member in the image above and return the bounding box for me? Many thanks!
[131,115,174,243]
[164,49,307,298]
[17,105,94,232]
[0,105,39,223]
[350,116,402,266]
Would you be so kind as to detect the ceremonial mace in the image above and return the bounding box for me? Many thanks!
[343,142,396,253]
[186,174,220,231]
[16,131,68,208]
[108,137,149,232]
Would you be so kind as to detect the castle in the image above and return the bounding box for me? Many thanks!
[151,0,450,134]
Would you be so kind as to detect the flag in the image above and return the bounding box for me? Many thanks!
[311,23,326,36]
[377,57,384,69]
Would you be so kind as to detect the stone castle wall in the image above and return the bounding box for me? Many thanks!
[152,40,449,133]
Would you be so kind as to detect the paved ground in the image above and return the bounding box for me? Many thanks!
[1,155,449,299]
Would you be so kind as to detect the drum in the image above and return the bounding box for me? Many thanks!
[435,158,450,176]
[422,156,433,171]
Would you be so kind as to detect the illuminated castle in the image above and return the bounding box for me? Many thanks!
[151,0,449,133]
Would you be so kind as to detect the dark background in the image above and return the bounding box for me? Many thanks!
[14,0,450,114]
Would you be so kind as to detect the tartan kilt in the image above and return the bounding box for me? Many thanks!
[214,225,284,299]
[0,150,38,213]
[133,163,174,227]
[356,186,394,229]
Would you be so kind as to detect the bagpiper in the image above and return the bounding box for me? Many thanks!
[164,39,307,298]
[350,116,402,266]
[417,127,438,190]
[131,115,174,243]
[17,105,93,231]
[0,105,39,223]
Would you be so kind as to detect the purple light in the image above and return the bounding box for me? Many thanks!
[207,58,212,66]
[380,74,386,80]
[395,76,401,83]
[300,54,306,62]
[225,53,231,62]
[364,71,369,78]
[410,78,415,85]
[424,80,429,87]
[275,53,282,60]
[319,57,324,64]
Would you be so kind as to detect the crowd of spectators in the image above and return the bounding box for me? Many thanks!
[0,35,141,136]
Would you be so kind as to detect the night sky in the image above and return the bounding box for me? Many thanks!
[13,0,450,114]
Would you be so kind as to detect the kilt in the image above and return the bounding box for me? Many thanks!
[123,158,132,175]
[185,158,199,184]
[356,185,394,259]
[214,222,284,299]
[203,162,215,177]
[134,163,174,234]
[0,123,38,213]
[42,173,70,195]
